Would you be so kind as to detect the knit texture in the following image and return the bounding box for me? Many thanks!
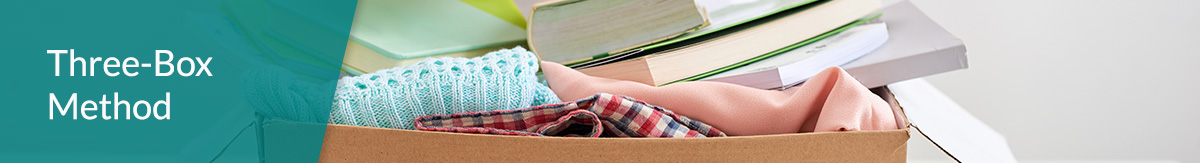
[241,67,337,123]
[331,47,561,130]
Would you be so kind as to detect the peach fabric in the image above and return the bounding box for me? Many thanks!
[541,62,896,136]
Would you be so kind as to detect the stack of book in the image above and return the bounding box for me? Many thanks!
[527,0,967,89]
[257,0,968,88]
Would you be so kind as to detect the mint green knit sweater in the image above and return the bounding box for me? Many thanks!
[330,47,561,129]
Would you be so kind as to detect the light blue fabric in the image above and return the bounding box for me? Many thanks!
[330,47,561,129]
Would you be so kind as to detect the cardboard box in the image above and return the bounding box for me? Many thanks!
[256,1,1017,162]
[257,79,1015,162]
[255,87,906,162]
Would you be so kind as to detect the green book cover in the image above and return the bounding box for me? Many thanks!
[219,0,341,80]
[564,0,822,66]
[665,14,883,85]
[350,0,527,60]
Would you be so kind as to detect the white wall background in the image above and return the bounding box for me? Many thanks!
[898,0,1200,162]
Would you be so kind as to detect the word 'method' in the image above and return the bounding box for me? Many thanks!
[47,49,212,77]
[49,92,170,120]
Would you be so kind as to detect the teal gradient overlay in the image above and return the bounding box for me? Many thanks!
[0,0,357,162]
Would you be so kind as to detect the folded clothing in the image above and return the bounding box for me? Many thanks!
[541,62,896,136]
[330,47,561,130]
[416,93,726,138]
[240,67,337,123]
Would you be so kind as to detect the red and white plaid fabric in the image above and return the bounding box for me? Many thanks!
[415,93,726,138]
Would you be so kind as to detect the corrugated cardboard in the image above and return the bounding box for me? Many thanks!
[318,125,909,162]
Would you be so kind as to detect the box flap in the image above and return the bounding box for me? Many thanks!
[888,79,1017,163]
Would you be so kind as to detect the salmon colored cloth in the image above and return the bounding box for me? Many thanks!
[541,62,896,136]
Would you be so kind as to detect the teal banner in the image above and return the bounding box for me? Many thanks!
[0,0,357,162]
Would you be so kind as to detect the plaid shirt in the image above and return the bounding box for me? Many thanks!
[415,93,726,138]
